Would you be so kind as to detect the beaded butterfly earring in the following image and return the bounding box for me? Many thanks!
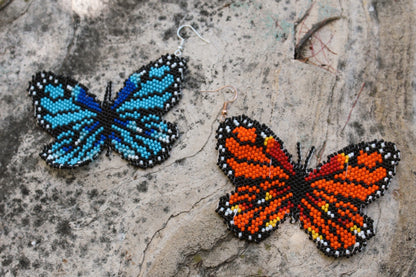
[28,25,209,169]
[209,86,400,258]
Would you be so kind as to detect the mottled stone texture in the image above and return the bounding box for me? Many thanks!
[0,0,415,276]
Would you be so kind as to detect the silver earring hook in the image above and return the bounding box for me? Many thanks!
[201,85,238,121]
[175,25,210,56]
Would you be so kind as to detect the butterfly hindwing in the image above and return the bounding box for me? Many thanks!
[216,115,296,242]
[108,54,187,168]
[299,140,400,257]
[28,72,105,168]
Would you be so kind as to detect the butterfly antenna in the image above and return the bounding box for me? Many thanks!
[104,81,112,104]
[304,146,315,170]
[296,142,302,167]
[106,146,112,157]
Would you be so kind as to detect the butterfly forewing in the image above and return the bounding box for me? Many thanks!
[108,54,186,168]
[216,115,296,242]
[29,72,105,168]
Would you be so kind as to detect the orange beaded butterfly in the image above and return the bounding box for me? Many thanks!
[215,114,400,257]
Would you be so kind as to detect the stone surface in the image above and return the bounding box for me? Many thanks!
[1,0,415,276]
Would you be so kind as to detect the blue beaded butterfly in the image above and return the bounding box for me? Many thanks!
[28,54,186,168]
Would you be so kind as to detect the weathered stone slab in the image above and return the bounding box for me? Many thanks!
[0,0,415,276]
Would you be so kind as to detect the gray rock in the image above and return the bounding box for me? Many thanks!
[0,0,414,276]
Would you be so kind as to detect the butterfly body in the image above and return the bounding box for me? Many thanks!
[287,167,310,220]
[29,54,186,168]
[216,115,400,257]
